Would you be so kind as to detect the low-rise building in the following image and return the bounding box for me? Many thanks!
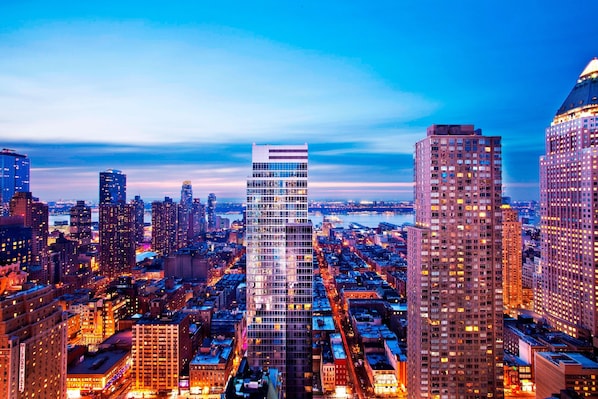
[189,337,234,395]
[535,352,598,399]
[67,349,130,396]
[131,312,191,395]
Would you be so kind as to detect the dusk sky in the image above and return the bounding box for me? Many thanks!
[2,1,598,202]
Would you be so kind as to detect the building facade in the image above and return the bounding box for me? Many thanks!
[131,195,145,245]
[246,144,313,398]
[534,352,598,399]
[70,200,92,246]
[99,170,135,277]
[0,217,32,267]
[207,193,217,231]
[540,58,598,340]
[131,312,191,394]
[9,192,49,269]
[407,125,504,399]
[0,284,67,399]
[502,205,523,314]
[99,169,126,205]
[152,197,179,257]
[99,203,135,277]
[178,181,193,244]
[0,149,29,217]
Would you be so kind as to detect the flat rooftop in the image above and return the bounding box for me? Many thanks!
[68,350,129,376]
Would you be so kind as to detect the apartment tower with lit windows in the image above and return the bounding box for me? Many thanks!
[540,58,598,341]
[246,144,313,398]
[98,169,135,277]
[407,125,504,399]
[502,205,523,314]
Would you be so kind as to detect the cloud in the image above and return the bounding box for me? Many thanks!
[0,21,436,146]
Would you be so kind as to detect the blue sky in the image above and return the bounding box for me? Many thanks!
[2,1,598,202]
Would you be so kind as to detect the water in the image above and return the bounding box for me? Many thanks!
[217,211,414,229]
[50,211,415,230]
[309,212,414,229]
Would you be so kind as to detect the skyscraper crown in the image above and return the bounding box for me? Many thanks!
[555,58,598,121]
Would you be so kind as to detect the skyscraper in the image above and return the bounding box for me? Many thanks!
[131,195,145,245]
[99,203,136,277]
[98,170,135,277]
[9,192,49,270]
[407,125,503,399]
[207,193,217,231]
[178,181,193,245]
[70,200,92,246]
[189,198,206,239]
[502,205,522,314]
[151,197,179,257]
[246,144,312,398]
[99,169,126,205]
[181,180,193,208]
[0,149,30,216]
[540,58,598,340]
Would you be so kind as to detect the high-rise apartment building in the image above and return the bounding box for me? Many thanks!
[70,200,92,246]
[98,203,135,277]
[0,149,29,216]
[131,195,145,245]
[99,169,126,205]
[9,192,49,269]
[540,58,598,341]
[207,193,217,231]
[189,198,206,239]
[0,283,67,399]
[98,170,135,277]
[151,197,179,256]
[407,125,503,399]
[246,144,312,398]
[502,205,522,314]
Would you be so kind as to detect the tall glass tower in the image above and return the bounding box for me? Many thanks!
[540,58,598,340]
[0,149,30,216]
[98,169,134,277]
[99,169,126,205]
[207,193,217,231]
[246,144,313,398]
[407,125,503,399]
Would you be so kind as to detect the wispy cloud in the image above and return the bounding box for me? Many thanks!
[0,21,436,146]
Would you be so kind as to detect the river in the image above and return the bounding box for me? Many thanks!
[49,211,415,230]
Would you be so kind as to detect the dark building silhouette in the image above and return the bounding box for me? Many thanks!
[70,200,92,246]
[131,195,145,244]
[0,216,32,267]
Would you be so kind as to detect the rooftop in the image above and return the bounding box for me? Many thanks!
[537,352,598,369]
[67,349,129,376]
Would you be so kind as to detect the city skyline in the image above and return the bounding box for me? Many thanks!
[2,2,598,202]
